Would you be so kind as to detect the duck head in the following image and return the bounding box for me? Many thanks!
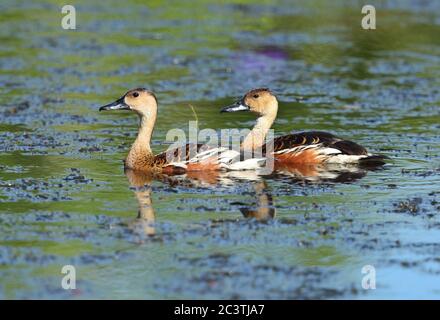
[220,88,278,117]
[99,88,157,117]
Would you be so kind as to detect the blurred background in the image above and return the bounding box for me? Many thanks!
[0,0,439,299]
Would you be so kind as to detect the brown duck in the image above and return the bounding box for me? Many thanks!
[221,88,387,167]
[99,88,211,173]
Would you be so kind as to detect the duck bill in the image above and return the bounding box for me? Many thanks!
[220,100,250,113]
[99,97,130,111]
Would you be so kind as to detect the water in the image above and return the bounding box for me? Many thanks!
[0,0,439,299]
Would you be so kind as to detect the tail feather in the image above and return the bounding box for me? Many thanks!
[358,155,389,167]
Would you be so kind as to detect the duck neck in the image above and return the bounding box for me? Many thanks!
[241,113,276,151]
[126,113,156,169]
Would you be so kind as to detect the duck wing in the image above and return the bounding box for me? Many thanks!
[264,131,386,165]
[153,143,211,170]
[265,131,367,155]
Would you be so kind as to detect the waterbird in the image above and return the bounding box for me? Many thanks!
[99,88,264,173]
[99,88,213,173]
[221,88,387,167]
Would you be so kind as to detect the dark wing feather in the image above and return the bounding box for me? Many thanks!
[153,143,211,166]
[263,131,368,155]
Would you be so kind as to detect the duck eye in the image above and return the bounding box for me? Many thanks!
[133,92,139,98]
[253,94,259,99]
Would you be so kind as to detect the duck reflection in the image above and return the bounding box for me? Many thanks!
[124,169,278,238]
[267,163,371,183]
[239,180,275,221]
[124,163,380,236]
[125,169,157,236]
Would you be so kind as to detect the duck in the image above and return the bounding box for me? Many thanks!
[99,88,266,173]
[99,88,215,173]
[220,88,387,167]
